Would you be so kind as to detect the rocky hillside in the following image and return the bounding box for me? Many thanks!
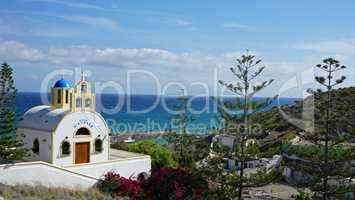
[254,87,355,133]
[252,87,355,150]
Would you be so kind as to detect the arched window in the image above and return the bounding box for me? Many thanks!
[81,83,87,93]
[85,98,91,108]
[65,90,69,104]
[61,141,70,156]
[57,90,61,104]
[95,139,103,152]
[76,127,90,136]
[33,138,39,154]
[76,97,82,107]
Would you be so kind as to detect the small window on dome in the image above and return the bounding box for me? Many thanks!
[61,141,70,156]
[57,90,61,104]
[95,139,103,153]
[33,138,39,154]
[65,90,69,104]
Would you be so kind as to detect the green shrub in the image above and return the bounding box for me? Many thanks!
[128,141,177,169]
[111,141,129,151]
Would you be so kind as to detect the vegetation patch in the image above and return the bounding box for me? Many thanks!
[0,184,113,200]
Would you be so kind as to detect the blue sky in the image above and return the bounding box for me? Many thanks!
[1,0,355,97]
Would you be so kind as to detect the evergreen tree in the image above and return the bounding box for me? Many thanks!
[167,92,195,168]
[0,62,27,161]
[203,51,279,199]
[283,58,355,199]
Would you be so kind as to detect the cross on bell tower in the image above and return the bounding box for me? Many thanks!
[81,71,87,82]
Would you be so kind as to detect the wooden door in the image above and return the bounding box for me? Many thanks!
[75,142,90,164]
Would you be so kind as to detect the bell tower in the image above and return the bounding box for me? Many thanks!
[51,78,73,109]
[71,72,96,112]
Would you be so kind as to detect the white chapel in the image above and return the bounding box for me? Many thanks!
[0,74,151,189]
[17,73,108,165]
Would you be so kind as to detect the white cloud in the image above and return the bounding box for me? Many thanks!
[0,41,44,62]
[221,51,255,59]
[0,11,121,32]
[223,21,248,29]
[54,15,120,29]
[28,0,105,10]
[30,27,79,37]
[292,39,355,55]
[0,41,214,71]
[1,40,329,97]
[0,40,298,78]
[0,13,80,37]
[176,19,192,26]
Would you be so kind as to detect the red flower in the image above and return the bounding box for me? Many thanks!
[174,182,185,199]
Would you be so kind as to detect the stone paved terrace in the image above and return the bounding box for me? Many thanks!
[109,148,147,160]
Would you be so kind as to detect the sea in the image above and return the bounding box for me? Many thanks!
[15,92,299,134]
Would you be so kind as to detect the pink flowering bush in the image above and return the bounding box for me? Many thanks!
[141,168,208,200]
[97,168,208,200]
[96,171,142,200]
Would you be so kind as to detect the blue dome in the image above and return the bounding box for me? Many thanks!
[54,78,71,88]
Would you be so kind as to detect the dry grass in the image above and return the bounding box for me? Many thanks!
[0,184,114,200]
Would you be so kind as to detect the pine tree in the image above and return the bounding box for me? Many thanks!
[203,51,279,199]
[283,58,355,199]
[0,62,27,161]
[167,91,196,168]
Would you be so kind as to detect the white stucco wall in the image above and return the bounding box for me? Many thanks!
[65,157,151,179]
[0,162,97,189]
[53,111,109,166]
[17,128,52,163]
